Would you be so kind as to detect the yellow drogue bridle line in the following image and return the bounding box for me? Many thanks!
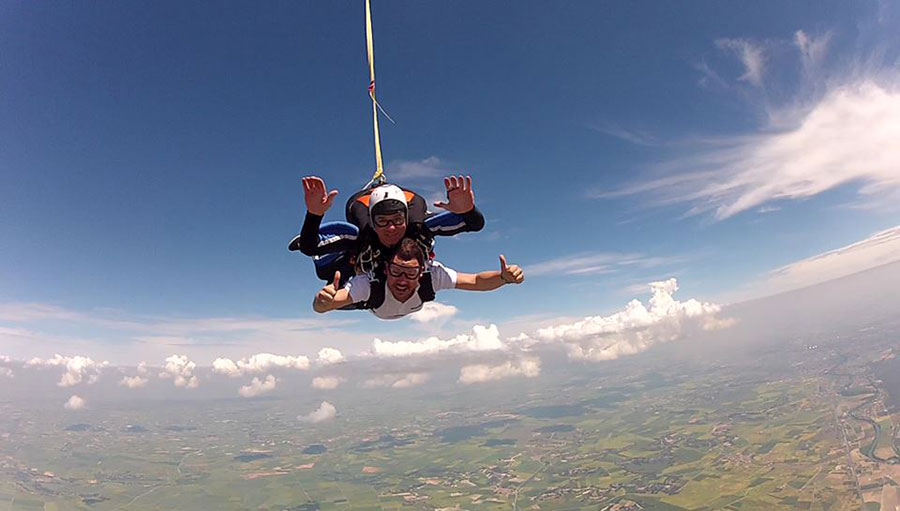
[365,0,393,187]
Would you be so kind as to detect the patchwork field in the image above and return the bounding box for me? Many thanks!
[2,334,898,511]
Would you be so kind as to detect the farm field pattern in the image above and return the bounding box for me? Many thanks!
[2,330,898,511]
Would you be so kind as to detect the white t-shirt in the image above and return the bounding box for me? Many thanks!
[346,261,458,320]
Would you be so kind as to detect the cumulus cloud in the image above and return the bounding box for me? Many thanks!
[212,357,239,376]
[363,373,429,389]
[315,348,344,366]
[119,375,148,389]
[311,376,344,390]
[372,324,506,358]
[409,301,458,323]
[64,395,85,410]
[741,225,900,298]
[600,82,900,219]
[0,355,12,378]
[212,353,310,378]
[716,38,767,87]
[25,354,109,387]
[158,354,198,388]
[458,358,541,384]
[534,278,731,361]
[238,375,277,398]
[298,401,337,423]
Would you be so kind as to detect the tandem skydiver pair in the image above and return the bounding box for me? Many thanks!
[288,175,524,320]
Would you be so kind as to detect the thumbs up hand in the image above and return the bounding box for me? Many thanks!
[499,255,524,285]
[315,271,342,308]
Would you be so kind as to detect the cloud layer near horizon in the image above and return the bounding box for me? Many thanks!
[737,225,900,299]
[2,275,733,396]
[371,324,505,358]
[213,353,310,378]
[26,355,109,387]
[458,358,541,384]
[530,279,731,362]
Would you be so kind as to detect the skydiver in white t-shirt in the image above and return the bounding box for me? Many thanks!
[312,237,524,320]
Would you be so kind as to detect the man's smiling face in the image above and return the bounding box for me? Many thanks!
[385,255,421,302]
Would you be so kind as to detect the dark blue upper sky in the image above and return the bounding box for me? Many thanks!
[2,0,897,350]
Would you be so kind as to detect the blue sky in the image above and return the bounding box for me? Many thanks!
[2,1,899,363]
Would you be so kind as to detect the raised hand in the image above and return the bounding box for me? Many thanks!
[433,174,475,214]
[499,255,524,285]
[302,176,339,216]
[315,271,342,309]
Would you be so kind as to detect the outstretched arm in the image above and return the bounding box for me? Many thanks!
[455,255,524,291]
[313,272,355,313]
[427,175,485,235]
[290,177,360,255]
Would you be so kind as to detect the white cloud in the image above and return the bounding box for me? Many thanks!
[64,395,85,410]
[409,302,458,323]
[694,59,729,91]
[526,252,679,277]
[589,123,660,146]
[25,354,109,387]
[371,324,506,358]
[390,156,448,180]
[298,401,336,423]
[119,375,148,389]
[136,362,148,375]
[363,373,429,389]
[212,353,311,377]
[535,278,731,361]
[0,355,12,378]
[0,304,85,322]
[212,357,239,376]
[740,225,900,299]
[0,304,352,362]
[238,375,277,398]
[311,376,344,390]
[602,82,900,219]
[794,30,831,78]
[159,354,198,388]
[458,358,541,384]
[716,38,766,87]
[386,156,470,207]
[391,373,429,388]
[315,348,344,366]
